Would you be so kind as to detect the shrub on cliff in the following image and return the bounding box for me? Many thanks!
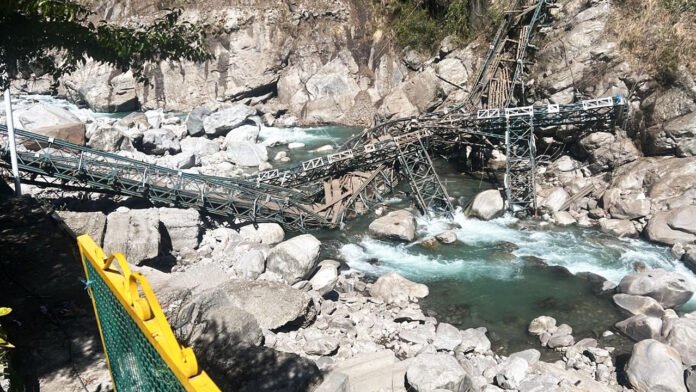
[0,0,212,91]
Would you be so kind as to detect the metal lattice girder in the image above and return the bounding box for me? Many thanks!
[504,106,537,214]
[0,127,332,232]
[0,97,626,229]
[253,97,627,189]
[395,137,454,217]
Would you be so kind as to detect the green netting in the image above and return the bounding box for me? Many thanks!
[85,259,186,392]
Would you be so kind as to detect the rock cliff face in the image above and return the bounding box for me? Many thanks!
[526,0,695,258]
[18,0,464,127]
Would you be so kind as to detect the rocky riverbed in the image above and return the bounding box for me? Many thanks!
[1,82,695,391]
[31,200,696,392]
[1,0,695,390]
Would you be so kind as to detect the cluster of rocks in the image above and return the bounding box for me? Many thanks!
[55,200,696,392]
[523,268,696,392]
[523,0,696,260]
[12,0,487,129]
[609,269,696,392]
[6,97,330,182]
[443,0,695,273]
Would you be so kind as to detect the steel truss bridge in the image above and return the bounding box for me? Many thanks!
[0,0,628,231]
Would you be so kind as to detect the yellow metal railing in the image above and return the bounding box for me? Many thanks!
[77,234,220,392]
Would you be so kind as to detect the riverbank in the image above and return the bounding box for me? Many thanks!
[0,178,694,391]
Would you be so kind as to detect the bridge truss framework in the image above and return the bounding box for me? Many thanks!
[0,0,630,231]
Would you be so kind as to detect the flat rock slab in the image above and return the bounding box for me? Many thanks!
[222,280,315,330]
[368,210,417,242]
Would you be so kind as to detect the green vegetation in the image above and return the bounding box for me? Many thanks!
[610,0,695,87]
[656,44,680,86]
[383,0,510,54]
[0,307,13,389]
[0,0,212,91]
[662,0,696,13]
[385,0,471,53]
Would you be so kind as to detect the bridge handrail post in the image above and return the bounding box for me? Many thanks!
[3,89,21,196]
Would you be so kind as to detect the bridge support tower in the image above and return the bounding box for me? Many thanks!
[504,106,537,215]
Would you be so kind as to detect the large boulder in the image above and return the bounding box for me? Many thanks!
[646,110,696,156]
[599,218,638,237]
[57,211,107,246]
[618,269,694,309]
[528,316,557,336]
[180,137,220,164]
[156,151,196,170]
[308,260,339,296]
[406,353,469,392]
[223,124,261,145]
[172,284,263,350]
[238,223,285,245]
[609,198,651,220]
[495,357,528,390]
[465,189,505,220]
[541,187,570,212]
[230,244,267,280]
[15,103,86,145]
[203,104,256,137]
[626,339,687,392]
[645,207,696,246]
[663,317,696,366]
[369,272,429,305]
[186,106,211,136]
[266,234,321,284]
[368,210,417,242]
[221,280,316,330]
[615,314,663,341]
[158,208,201,252]
[116,112,149,130]
[226,142,268,167]
[667,206,696,235]
[612,294,665,317]
[103,208,160,264]
[87,127,134,152]
[458,327,492,354]
[141,128,181,155]
[433,322,462,351]
[63,65,138,112]
[401,68,442,113]
[579,132,615,152]
[589,138,641,172]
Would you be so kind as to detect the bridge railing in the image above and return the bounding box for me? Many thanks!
[77,234,220,392]
[0,125,332,230]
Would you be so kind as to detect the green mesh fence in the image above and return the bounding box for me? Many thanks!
[85,259,186,392]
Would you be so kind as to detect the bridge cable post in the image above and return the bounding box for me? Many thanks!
[3,89,21,196]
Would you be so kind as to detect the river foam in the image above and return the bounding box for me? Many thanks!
[340,210,696,308]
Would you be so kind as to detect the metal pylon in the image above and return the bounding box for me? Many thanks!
[504,106,537,215]
[396,137,454,218]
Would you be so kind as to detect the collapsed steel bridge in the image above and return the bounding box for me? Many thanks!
[0,97,626,231]
[0,0,629,230]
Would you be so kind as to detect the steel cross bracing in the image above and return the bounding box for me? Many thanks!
[395,135,454,217]
[504,106,537,213]
[251,97,627,187]
[0,126,334,232]
[0,97,625,231]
